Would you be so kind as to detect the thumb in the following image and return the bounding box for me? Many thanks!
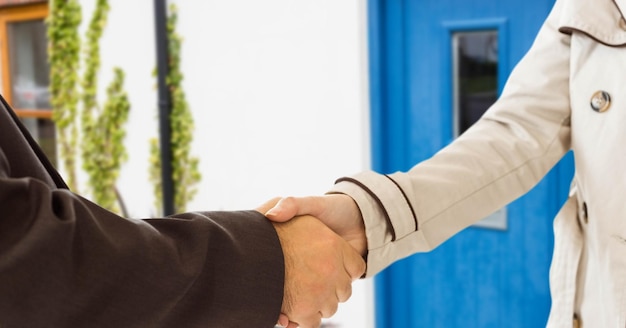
[254,197,283,216]
[263,197,300,222]
[265,196,325,222]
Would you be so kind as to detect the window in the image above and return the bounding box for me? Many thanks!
[452,29,506,230]
[0,2,56,164]
[452,30,498,137]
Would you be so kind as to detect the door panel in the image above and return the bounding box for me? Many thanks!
[367,0,573,327]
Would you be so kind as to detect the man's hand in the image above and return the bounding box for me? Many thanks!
[256,196,367,327]
[271,215,366,327]
[264,195,367,257]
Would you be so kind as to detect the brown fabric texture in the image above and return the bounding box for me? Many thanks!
[0,96,284,328]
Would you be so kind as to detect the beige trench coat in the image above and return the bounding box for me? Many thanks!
[330,0,626,326]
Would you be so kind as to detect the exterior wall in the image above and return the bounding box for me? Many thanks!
[78,0,373,327]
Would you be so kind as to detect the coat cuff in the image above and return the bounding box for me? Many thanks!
[328,171,426,277]
[188,211,285,326]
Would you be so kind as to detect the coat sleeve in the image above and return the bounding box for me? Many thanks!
[0,149,284,327]
[330,0,572,277]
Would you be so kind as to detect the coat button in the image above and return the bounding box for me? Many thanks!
[590,90,611,112]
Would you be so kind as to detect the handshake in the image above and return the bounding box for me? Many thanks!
[257,195,368,328]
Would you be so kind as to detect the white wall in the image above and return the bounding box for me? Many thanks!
[82,0,373,326]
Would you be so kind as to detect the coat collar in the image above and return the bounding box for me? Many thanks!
[558,0,626,45]
[615,0,626,17]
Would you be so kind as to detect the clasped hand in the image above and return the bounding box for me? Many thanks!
[257,195,367,328]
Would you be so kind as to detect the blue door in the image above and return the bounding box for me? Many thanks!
[367,0,574,327]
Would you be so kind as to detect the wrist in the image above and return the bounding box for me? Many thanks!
[272,222,294,315]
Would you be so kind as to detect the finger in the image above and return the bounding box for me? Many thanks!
[296,313,322,328]
[335,275,353,303]
[265,196,325,222]
[341,238,367,280]
[286,321,299,328]
[254,197,282,215]
[320,296,340,318]
[277,313,290,327]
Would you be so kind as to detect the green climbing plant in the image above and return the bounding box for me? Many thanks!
[48,0,82,191]
[150,4,201,214]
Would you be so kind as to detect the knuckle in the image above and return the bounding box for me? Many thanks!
[312,315,322,328]
[326,302,339,317]
[354,260,367,278]
[282,196,297,208]
[339,283,352,302]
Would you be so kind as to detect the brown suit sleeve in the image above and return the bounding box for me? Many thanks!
[0,112,284,327]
